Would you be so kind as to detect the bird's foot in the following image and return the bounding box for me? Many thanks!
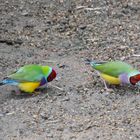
[11,89,21,95]
[105,87,114,93]
[102,80,114,93]
[101,87,114,94]
[32,91,40,96]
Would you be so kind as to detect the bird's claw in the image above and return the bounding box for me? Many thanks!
[11,89,21,95]
[32,91,40,96]
[105,88,114,93]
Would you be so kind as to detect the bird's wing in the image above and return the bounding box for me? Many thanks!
[8,65,44,82]
[92,61,135,77]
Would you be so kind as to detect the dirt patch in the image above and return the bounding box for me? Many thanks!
[0,0,140,140]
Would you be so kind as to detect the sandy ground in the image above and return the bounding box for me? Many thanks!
[0,0,140,140]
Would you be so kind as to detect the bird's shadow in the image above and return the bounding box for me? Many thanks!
[109,84,140,95]
[6,87,61,100]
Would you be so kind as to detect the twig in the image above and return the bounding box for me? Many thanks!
[84,8,97,11]
[42,60,56,63]
[50,85,64,91]
[6,112,15,116]
[35,102,44,133]
[85,7,103,11]
[132,54,140,57]
[76,6,103,11]
[76,6,87,10]
[46,120,61,124]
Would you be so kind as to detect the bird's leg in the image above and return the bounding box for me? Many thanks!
[103,79,109,90]
[11,89,21,95]
[138,87,140,94]
[33,88,43,96]
[102,79,114,92]
[32,91,40,96]
[94,70,113,92]
[136,86,140,94]
[33,83,48,96]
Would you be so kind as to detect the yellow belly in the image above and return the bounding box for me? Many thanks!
[18,82,40,93]
[100,73,121,85]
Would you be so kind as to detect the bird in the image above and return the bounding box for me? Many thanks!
[0,64,57,93]
[89,60,140,90]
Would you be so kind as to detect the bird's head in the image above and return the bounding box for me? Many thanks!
[130,74,140,86]
[47,69,57,82]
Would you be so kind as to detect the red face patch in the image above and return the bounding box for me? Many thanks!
[47,69,57,82]
[130,74,140,85]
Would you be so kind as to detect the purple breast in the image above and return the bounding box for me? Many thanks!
[40,77,47,86]
[119,73,129,84]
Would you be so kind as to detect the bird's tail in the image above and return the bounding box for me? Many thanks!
[85,59,105,67]
[0,81,4,86]
[0,78,18,86]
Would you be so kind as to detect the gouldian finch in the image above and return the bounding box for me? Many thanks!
[0,64,57,93]
[90,60,140,90]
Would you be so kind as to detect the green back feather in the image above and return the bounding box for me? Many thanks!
[9,64,52,82]
[91,61,138,77]
[42,66,52,77]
